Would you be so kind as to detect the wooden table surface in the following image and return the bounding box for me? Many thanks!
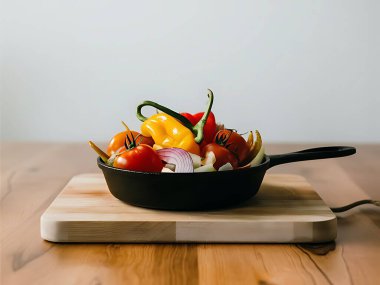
[1,142,379,285]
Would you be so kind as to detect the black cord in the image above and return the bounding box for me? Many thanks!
[330,200,380,213]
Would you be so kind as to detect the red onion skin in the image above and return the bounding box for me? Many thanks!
[156,148,193,173]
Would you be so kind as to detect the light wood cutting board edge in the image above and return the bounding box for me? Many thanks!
[40,173,337,243]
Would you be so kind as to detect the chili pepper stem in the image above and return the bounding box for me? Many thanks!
[136,100,194,130]
[192,89,214,143]
[88,141,110,163]
[136,89,214,143]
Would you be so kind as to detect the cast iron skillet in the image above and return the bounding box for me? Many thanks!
[98,146,356,211]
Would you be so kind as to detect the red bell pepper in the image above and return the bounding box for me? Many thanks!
[181,112,217,147]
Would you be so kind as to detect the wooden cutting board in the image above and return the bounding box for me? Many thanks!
[40,173,336,243]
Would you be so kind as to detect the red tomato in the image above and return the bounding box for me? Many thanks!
[214,130,250,164]
[202,143,238,170]
[113,144,163,172]
[107,131,154,156]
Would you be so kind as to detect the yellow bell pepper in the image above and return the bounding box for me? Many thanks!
[140,113,201,155]
[136,89,214,156]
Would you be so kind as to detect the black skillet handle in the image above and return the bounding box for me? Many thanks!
[267,146,356,169]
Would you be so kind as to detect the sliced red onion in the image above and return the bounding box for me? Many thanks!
[156,148,194,173]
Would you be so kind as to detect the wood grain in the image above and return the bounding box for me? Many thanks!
[1,142,380,285]
[40,173,336,243]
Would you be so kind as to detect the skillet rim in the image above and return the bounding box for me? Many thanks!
[97,155,270,175]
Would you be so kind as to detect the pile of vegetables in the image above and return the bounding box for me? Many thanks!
[89,89,265,173]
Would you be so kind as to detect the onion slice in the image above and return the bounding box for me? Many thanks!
[156,148,194,173]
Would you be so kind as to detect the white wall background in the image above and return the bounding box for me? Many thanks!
[1,0,379,143]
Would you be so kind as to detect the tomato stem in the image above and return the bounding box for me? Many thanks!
[215,129,233,146]
[124,131,137,150]
[121,121,138,149]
